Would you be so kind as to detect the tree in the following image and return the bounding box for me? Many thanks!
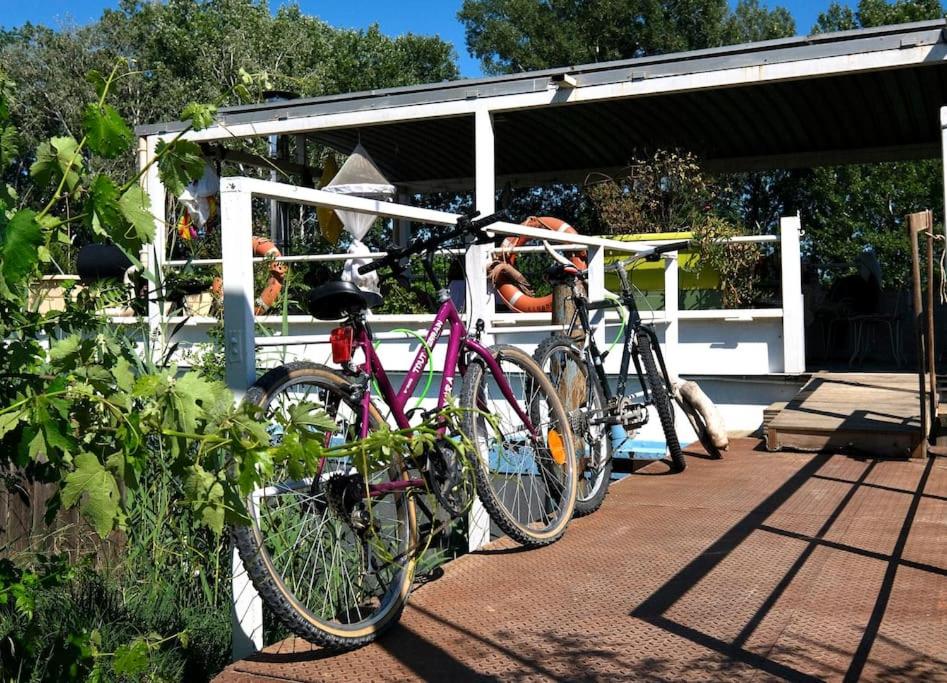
[814,0,943,32]
[1,1,458,186]
[724,0,796,43]
[458,0,794,74]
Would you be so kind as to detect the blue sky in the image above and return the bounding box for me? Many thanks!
[2,0,841,78]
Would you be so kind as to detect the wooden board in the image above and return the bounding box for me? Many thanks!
[766,372,923,457]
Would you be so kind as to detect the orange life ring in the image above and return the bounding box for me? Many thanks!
[211,236,287,315]
[493,217,587,313]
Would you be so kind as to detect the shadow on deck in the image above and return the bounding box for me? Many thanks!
[216,439,947,682]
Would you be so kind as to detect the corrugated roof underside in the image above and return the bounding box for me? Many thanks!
[303,62,947,186]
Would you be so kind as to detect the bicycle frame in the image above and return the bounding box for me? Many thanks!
[565,272,674,407]
[348,294,538,496]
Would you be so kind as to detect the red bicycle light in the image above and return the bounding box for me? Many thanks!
[330,326,354,364]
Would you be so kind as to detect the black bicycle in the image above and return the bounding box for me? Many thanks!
[532,239,693,516]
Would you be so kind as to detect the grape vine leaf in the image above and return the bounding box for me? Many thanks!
[156,139,205,196]
[181,102,217,131]
[30,136,83,191]
[117,185,155,246]
[113,638,149,676]
[82,103,133,158]
[0,209,42,300]
[84,175,123,237]
[1,124,17,169]
[183,465,225,534]
[170,372,223,434]
[0,409,24,439]
[113,356,135,394]
[85,69,108,100]
[62,452,121,538]
[49,333,84,365]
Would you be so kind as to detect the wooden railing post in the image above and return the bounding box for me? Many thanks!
[907,210,937,457]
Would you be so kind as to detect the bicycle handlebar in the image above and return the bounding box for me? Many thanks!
[358,209,511,276]
[605,239,692,273]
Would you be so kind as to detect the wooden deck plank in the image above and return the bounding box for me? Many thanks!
[766,372,923,456]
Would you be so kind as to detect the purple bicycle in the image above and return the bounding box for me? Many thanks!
[233,212,578,649]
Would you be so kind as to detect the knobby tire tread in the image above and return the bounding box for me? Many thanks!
[637,334,686,472]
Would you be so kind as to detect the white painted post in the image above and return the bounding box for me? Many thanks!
[587,245,606,350]
[139,135,167,356]
[780,215,806,373]
[220,180,264,658]
[663,255,679,366]
[467,108,495,552]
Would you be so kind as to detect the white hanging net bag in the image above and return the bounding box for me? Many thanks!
[322,144,394,295]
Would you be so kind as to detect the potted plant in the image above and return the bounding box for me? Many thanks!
[584,150,761,309]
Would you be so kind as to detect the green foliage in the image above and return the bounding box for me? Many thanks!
[62,453,123,538]
[0,0,458,195]
[815,0,942,32]
[31,136,84,191]
[0,63,342,681]
[82,103,133,159]
[156,139,206,197]
[0,209,42,300]
[458,0,794,74]
[180,102,218,131]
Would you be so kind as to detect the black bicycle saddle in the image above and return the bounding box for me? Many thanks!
[307,280,383,320]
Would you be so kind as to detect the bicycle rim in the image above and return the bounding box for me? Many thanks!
[462,345,577,545]
[536,336,611,511]
[236,364,416,647]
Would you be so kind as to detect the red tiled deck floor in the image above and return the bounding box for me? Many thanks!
[216,439,947,682]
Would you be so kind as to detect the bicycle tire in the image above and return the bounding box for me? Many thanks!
[637,333,686,472]
[232,361,417,650]
[460,345,578,547]
[533,335,612,516]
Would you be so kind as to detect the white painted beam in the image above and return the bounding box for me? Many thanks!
[221,177,461,226]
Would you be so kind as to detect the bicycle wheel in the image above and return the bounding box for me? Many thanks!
[461,345,578,546]
[233,361,417,650]
[636,332,686,472]
[533,335,612,516]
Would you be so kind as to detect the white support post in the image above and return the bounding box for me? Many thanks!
[663,255,679,369]
[780,215,806,373]
[139,136,166,356]
[220,180,263,658]
[467,108,495,552]
[587,245,606,350]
